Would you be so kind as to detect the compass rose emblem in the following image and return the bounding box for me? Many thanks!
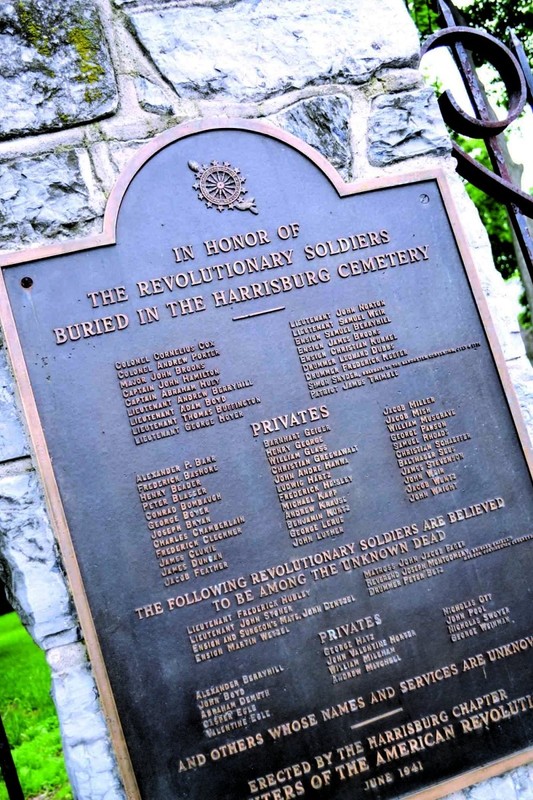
[188,160,258,214]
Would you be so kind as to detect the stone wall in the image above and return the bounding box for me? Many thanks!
[0,1,531,798]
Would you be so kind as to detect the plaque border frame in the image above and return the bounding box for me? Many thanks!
[0,118,532,800]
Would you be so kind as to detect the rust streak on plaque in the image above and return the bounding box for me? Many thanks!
[232,306,285,321]
[351,708,403,730]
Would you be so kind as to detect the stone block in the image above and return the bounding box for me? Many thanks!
[507,356,533,442]
[368,88,450,165]
[513,765,533,800]
[108,139,150,175]
[270,94,352,179]
[135,76,174,116]
[0,343,29,461]
[441,171,533,441]
[0,149,105,248]
[122,0,419,103]
[47,642,125,800]
[0,0,118,140]
[468,773,518,799]
[374,67,423,93]
[0,469,78,649]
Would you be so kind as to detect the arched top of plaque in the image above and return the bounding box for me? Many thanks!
[0,118,444,267]
[106,118,367,231]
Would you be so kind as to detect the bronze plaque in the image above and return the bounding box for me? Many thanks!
[1,120,532,800]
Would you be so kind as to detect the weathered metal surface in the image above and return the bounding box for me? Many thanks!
[1,121,532,800]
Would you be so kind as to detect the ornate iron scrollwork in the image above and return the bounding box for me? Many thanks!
[421,26,533,218]
[419,0,533,285]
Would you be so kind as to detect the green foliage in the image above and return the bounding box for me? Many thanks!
[406,0,440,39]
[0,613,72,800]
[518,288,532,328]
[458,0,533,60]
[406,0,532,58]
[406,0,533,329]
[456,136,518,279]
[455,139,531,329]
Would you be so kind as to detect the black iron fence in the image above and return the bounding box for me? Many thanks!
[420,0,533,285]
[0,714,23,800]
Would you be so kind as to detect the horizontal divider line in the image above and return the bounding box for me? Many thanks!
[232,306,285,321]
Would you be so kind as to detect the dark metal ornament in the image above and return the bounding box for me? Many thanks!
[189,159,258,214]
